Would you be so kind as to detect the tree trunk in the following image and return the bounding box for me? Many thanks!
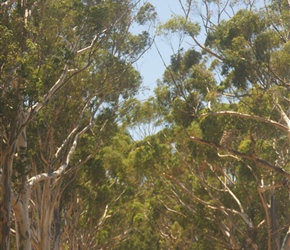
[281,227,290,250]
[38,181,53,250]
[270,190,280,250]
[13,184,32,250]
[0,154,13,250]
[52,202,62,250]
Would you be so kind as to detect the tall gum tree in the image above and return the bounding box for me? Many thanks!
[0,0,156,249]
[130,0,290,249]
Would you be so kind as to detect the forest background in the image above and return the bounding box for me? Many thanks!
[1,0,290,249]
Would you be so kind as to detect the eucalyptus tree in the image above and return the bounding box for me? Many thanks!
[0,0,156,249]
[131,0,290,249]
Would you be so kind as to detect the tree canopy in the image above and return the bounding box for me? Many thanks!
[1,0,290,249]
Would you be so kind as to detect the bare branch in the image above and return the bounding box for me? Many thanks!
[178,0,187,17]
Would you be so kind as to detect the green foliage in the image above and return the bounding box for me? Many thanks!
[158,15,200,36]
[124,2,290,249]
[205,9,282,90]
[0,0,157,249]
[271,41,290,80]
[170,49,202,73]
[136,2,157,25]
[154,48,217,127]
[4,0,290,249]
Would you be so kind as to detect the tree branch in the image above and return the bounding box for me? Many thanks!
[189,33,224,61]
[0,0,16,8]
[76,30,106,54]
[258,182,284,192]
[189,136,290,179]
[197,111,290,133]
[281,226,290,250]
[276,104,290,129]
[31,64,70,114]
[157,197,188,218]
[28,123,91,186]
[216,174,252,227]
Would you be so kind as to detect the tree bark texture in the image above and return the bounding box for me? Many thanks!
[1,153,13,250]
[281,227,290,250]
[13,185,32,250]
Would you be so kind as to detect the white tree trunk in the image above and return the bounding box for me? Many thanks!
[38,181,54,250]
[281,227,290,250]
[13,184,32,250]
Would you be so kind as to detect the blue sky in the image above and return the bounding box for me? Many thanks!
[135,0,265,100]
[135,0,194,99]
